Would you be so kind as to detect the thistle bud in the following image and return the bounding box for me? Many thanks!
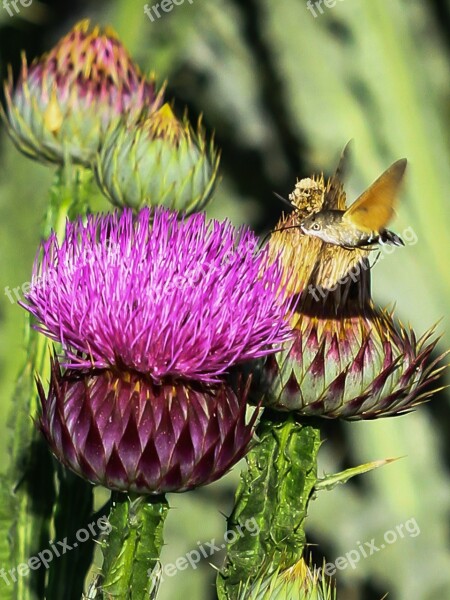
[238,559,335,600]
[2,20,162,165]
[95,103,219,213]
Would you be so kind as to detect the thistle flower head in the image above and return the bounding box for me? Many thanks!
[260,168,447,419]
[95,103,219,213]
[2,20,162,165]
[270,174,371,299]
[23,207,291,382]
[22,207,293,493]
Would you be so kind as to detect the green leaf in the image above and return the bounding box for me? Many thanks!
[315,457,400,492]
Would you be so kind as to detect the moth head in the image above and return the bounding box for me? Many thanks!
[300,212,323,235]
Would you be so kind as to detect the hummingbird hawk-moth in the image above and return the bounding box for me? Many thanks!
[299,144,407,249]
[268,143,407,300]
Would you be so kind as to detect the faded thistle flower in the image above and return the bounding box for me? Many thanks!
[22,207,292,494]
[95,103,219,213]
[2,20,162,165]
[260,164,446,419]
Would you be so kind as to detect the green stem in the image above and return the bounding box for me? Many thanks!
[43,165,97,600]
[99,493,169,600]
[45,469,95,600]
[2,163,94,600]
[217,410,321,600]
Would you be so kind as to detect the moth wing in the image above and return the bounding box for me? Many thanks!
[343,158,407,232]
[322,140,353,211]
[308,243,370,291]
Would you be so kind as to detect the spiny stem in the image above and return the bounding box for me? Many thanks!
[99,493,169,600]
[217,410,321,599]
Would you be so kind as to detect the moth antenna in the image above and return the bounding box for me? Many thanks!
[272,191,294,209]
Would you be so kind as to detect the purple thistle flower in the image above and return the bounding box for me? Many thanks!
[23,207,292,383]
[20,206,294,494]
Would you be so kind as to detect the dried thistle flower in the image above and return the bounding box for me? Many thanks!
[260,157,446,419]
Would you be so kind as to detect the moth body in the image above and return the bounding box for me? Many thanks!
[300,210,404,248]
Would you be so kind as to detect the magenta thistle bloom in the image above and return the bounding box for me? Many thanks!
[22,207,292,493]
[23,207,291,382]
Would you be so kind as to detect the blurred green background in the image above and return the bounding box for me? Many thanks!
[0,0,449,598]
